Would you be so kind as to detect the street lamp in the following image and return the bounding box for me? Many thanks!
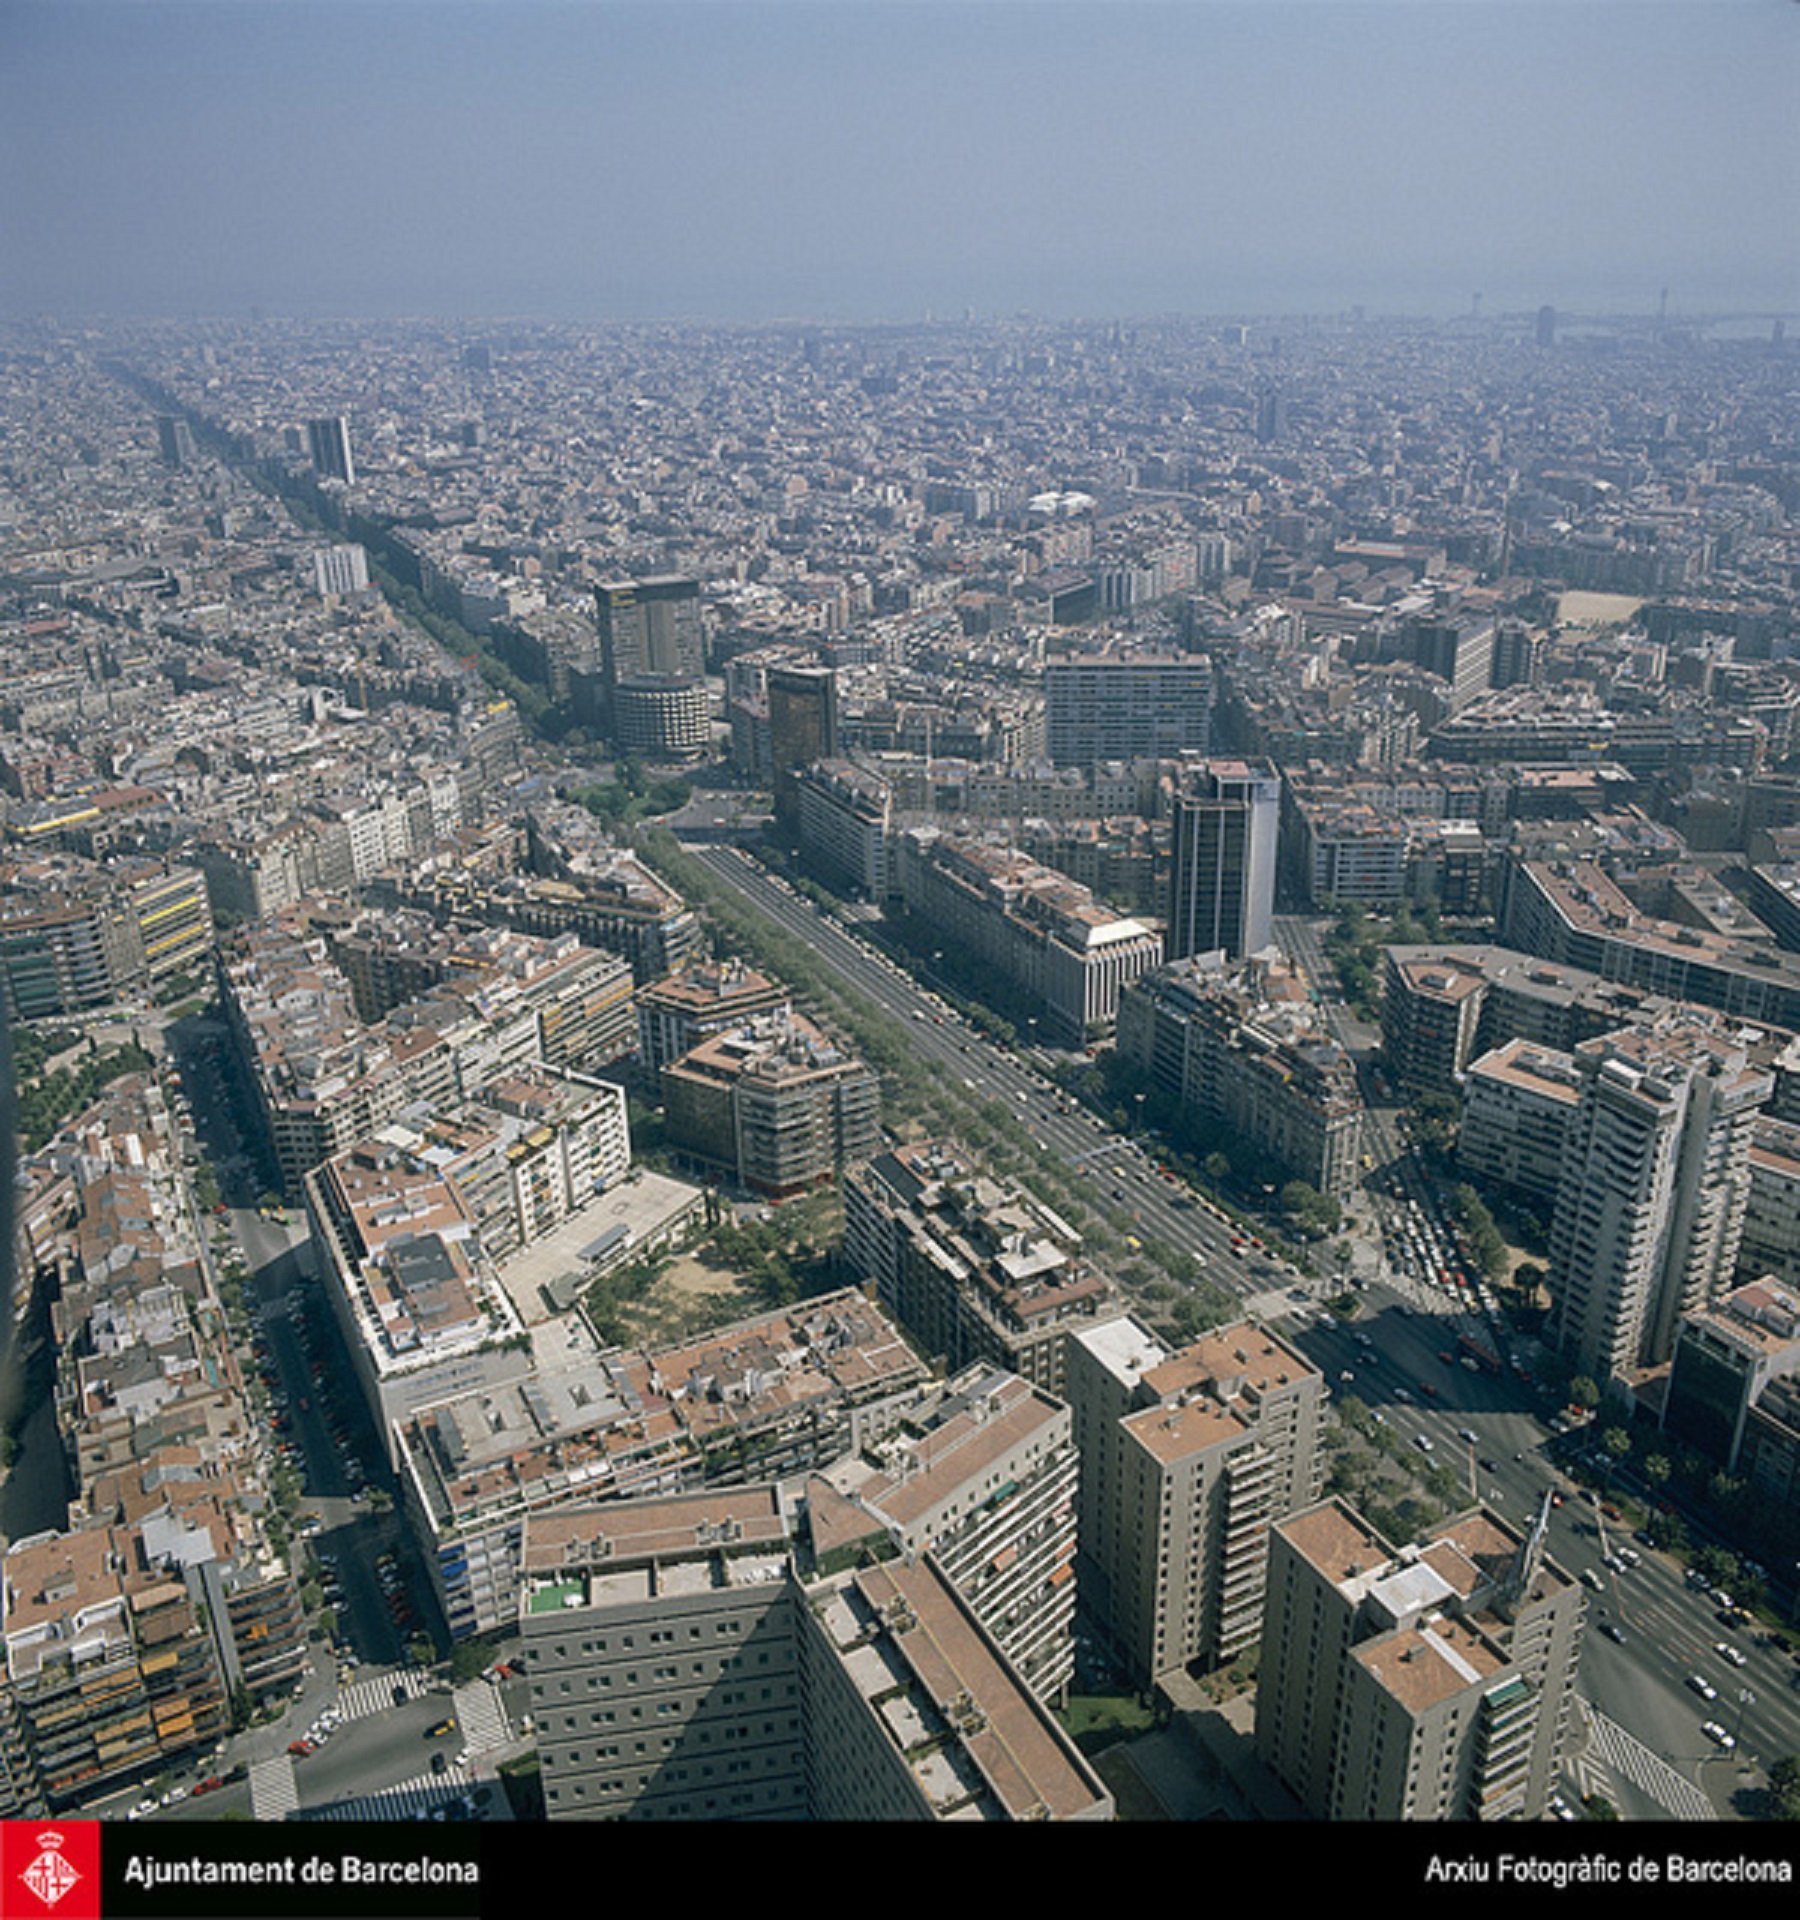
[1734,1687,1755,1747]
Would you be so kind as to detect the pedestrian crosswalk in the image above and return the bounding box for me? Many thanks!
[336,1668,432,1722]
[452,1678,512,1755]
[248,1754,299,1822]
[1582,1706,1717,1821]
[304,1765,476,1822]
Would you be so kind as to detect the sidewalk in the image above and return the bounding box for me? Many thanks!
[1112,1672,1306,1821]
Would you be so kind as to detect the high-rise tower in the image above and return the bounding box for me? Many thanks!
[1167,759,1280,962]
[156,415,196,469]
[1255,1499,1583,1822]
[306,415,355,485]
[593,576,704,739]
[1548,1023,1771,1388]
[767,662,839,831]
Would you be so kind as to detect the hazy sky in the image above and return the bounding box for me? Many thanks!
[3,0,1795,323]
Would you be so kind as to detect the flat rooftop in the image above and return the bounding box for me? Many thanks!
[488,1169,705,1326]
[848,1558,1108,1821]
[1354,1614,1504,1713]
[520,1484,791,1592]
[1279,1500,1394,1598]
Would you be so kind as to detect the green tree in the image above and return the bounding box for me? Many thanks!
[1694,1545,1736,1587]
[1769,1754,1800,1821]
[1568,1376,1601,1413]
[1644,1508,1687,1554]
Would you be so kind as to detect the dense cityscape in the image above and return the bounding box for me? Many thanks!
[0,300,1794,1847]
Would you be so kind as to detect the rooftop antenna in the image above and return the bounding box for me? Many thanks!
[1502,1486,1555,1604]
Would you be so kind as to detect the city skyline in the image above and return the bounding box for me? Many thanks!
[3,0,1796,326]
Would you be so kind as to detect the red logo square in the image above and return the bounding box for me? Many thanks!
[1,1821,101,1920]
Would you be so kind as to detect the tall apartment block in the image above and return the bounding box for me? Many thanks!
[594,576,704,733]
[812,1365,1080,1703]
[1663,1277,1800,1481]
[306,414,355,486]
[1457,1038,1584,1212]
[1549,1022,1772,1388]
[518,1485,1111,1822]
[794,757,892,900]
[1067,1314,1325,1687]
[1408,612,1496,715]
[1044,654,1213,769]
[1256,1499,1583,1822]
[2,1529,230,1809]
[1167,759,1281,962]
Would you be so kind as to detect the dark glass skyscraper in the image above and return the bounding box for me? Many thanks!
[767,663,839,830]
[1168,760,1281,962]
[306,415,355,485]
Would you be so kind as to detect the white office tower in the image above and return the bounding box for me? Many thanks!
[311,543,369,597]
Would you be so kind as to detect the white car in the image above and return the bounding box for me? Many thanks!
[1701,1721,1737,1751]
[1715,1642,1747,1668]
[1687,1673,1718,1701]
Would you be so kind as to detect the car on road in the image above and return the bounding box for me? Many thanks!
[1716,1642,1748,1668]
[1600,1621,1627,1645]
[1688,1674,1718,1701]
[1701,1721,1737,1751]
[1457,1429,1477,1444]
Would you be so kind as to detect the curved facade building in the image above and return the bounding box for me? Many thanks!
[610,674,711,760]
